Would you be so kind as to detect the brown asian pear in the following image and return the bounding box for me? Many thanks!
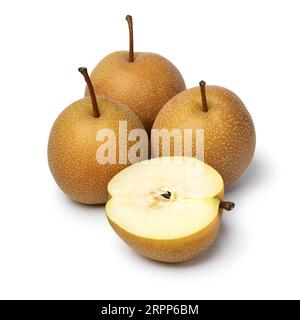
[85,15,186,133]
[48,67,148,204]
[152,81,256,186]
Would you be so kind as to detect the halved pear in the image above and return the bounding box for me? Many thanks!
[105,157,234,263]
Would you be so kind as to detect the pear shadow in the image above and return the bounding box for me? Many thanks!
[225,152,271,199]
[67,197,105,210]
[57,189,105,214]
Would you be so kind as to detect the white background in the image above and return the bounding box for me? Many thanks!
[0,0,299,300]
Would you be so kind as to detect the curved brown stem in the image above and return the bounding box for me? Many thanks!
[126,15,134,62]
[199,80,208,112]
[220,201,235,211]
[78,67,100,118]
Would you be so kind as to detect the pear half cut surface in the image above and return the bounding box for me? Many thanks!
[106,157,232,263]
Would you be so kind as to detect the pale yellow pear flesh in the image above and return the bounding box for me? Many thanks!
[152,86,256,186]
[106,157,225,263]
[48,96,147,204]
[85,51,186,133]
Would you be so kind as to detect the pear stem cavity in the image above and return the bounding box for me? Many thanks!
[126,15,134,63]
[199,80,208,112]
[220,201,235,211]
[78,67,100,118]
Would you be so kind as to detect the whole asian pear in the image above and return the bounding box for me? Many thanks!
[85,15,186,133]
[152,82,256,186]
[48,68,148,204]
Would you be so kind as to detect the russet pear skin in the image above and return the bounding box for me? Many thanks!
[48,96,147,204]
[85,51,186,133]
[152,86,256,186]
[108,212,222,263]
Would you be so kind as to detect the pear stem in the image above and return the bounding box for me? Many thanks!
[78,67,100,118]
[126,15,134,62]
[220,201,235,211]
[199,80,208,112]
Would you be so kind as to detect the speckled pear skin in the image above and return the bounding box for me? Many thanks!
[152,86,256,186]
[48,96,147,204]
[108,210,222,263]
[85,51,186,133]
